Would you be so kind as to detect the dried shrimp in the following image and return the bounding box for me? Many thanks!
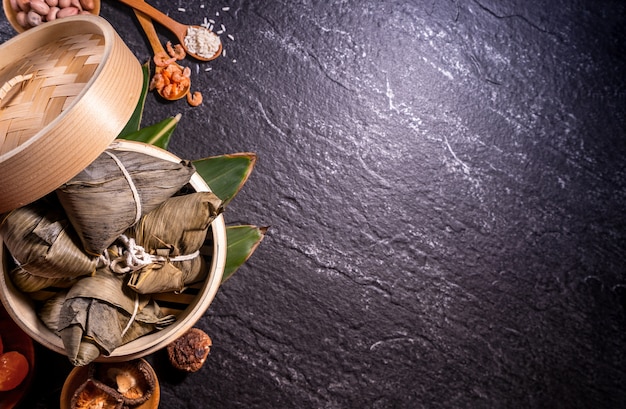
[149,42,202,106]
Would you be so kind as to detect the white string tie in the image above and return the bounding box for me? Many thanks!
[104,151,142,225]
[121,292,140,338]
[108,235,152,274]
[104,234,201,274]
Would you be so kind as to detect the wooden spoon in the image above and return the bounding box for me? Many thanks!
[117,0,222,61]
[134,9,190,100]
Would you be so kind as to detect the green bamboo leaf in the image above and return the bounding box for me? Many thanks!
[192,153,257,205]
[117,62,150,138]
[117,114,181,150]
[222,225,268,283]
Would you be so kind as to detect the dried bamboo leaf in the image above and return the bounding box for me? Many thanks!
[56,268,173,366]
[56,149,196,255]
[120,299,175,344]
[126,192,223,294]
[132,192,223,250]
[61,298,123,363]
[58,270,131,364]
[58,295,174,366]
[39,290,67,331]
[9,266,76,292]
[127,261,185,295]
[0,198,98,278]
[66,268,150,314]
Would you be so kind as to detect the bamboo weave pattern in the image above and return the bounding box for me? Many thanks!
[0,33,104,155]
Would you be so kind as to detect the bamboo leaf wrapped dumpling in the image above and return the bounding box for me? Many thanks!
[125,192,224,294]
[9,266,77,293]
[52,268,175,366]
[56,148,196,255]
[0,197,98,279]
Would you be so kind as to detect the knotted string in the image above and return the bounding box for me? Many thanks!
[100,234,200,274]
[98,234,200,335]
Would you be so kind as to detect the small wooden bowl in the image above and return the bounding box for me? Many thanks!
[2,0,101,33]
[59,358,160,409]
[0,15,143,214]
[0,140,227,362]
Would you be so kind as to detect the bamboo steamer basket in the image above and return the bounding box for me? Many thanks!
[0,140,227,362]
[0,16,227,362]
[0,14,141,213]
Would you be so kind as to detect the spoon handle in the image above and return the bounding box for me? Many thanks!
[116,0,188,38]
[134,10,166,55]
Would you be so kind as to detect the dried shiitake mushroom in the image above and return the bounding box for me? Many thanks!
[167,328,212,372]
[91,359,156,407]
[71,378,123,409]
[166,327,212,372]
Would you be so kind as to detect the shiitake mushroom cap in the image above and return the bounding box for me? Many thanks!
[90,359,156,406]
[70,378,124,409]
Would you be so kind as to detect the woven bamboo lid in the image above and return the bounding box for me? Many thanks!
[0,14,143,213]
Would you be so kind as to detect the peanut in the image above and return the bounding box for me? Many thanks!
[46,6,59,20]
[79,0,93,10]
[15,11,28,27]
[29,0,50,15]
[26,10,42,26]
[10,0,97,30]
[16,0,30,12]
[56,5,78,17]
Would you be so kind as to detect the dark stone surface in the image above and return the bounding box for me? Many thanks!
[2,0,625,408]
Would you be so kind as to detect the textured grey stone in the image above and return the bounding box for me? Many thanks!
[4,0,625,408]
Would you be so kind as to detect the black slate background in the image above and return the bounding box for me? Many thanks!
[2,0,626,408]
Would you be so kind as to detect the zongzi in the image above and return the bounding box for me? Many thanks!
[9,266,76,293]
[54,267,174,366]
[125,192,223,294]
[0,197,98,279]
[56,148,196,255]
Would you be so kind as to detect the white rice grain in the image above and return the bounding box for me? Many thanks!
[184,26,222,59]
